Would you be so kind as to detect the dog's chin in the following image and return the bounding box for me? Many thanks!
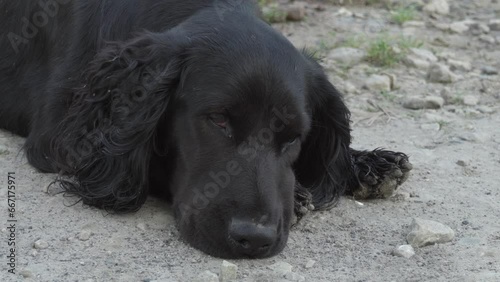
[177,217,290,259]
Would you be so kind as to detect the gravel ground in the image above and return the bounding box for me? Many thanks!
[1,0,500,281]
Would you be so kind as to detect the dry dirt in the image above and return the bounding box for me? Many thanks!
[1,1,500,281]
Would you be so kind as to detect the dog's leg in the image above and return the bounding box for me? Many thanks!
[348,148,413,199]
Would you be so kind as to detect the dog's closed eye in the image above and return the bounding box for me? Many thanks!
[281,136,301,153]
[208,113,227,128]
[208,112,233,138]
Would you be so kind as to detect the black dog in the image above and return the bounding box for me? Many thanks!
[0,0,412,258]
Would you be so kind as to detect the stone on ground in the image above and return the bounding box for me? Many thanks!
[407,218,455,247]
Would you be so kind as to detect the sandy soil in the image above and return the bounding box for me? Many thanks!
[1,1,500,281]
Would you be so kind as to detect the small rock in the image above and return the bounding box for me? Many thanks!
[410,48,438,63]
[423,0,450,15]
[20,269,33,278]
[470,22,490,34]
[407,218,455,248]
[220,260,238,282]
[489,19,500,31]
[479,35,496,44]
[78,230,92,241]
[364,74,391,92]
[305,259,316,269]
[328,47,366,65]
[403,96,444,110]
[462,95,479,106]
[33,239,49,249]
[286,6,306,22]
[284,272,306,282]
[392,245,416,258]
[404,56,431,70]
[456,160,467,167]
[335,7,353,17]
[477,106,495,114]
[447,59,472,72]
[195,270,218,282]
[425,96,445,109]
[427,63,455,83]
[268,261,293,276]
[421,123,441,131]
[30,250,38,257]
[481,66,498,75]
[440,87,454,104]
[343,81,358,94]
[315,4,326,12]
[449,21,469,34]
[136,223,147,231]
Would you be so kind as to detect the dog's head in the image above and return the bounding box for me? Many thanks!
[52,5,352,258]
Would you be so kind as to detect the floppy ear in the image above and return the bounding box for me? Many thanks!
[50,31,187,212]
[294,55,357,211]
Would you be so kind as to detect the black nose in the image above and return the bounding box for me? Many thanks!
[228,218,278,257]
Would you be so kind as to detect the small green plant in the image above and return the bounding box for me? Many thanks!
[366,37,400,67]
[398,36,423,50]
[261,3,286,23]
[364,35,424,67]
[0,149,9,156]
[391,7,416,25]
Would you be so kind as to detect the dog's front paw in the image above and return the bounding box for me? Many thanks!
[292,184,314,225]
[351,149,412,199]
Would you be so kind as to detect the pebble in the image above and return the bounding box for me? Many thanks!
[489,19,500,31]
[456,160,467,167]
[392,245,416,258]
[195,270,218,282]
[286,6,306,22]
[136,223,147,231]
[427,63,455,83]
[364,74,391,92]
[328,47,366,65]
[410,48,438,63]
[423,0,450,15]
[403,96,444,110]
[477,106,495,114]
[440,87,454,104]
[268,261,293,276]
[481,66,498,75]
[305,259,316,269]
[447,59,472,72]
[407,218,455,248]
[404,56,430,70]
[479,35,496,44]
[449,21,469,34]
[33,239,49,249]
[20,269,33,278]
[78,230,92,241]
[335,7,353,17]
[343,81,358,94]
[462,95,479,106]
[220,260,238,282]
[30,250,38,257]
[470,22,490,34]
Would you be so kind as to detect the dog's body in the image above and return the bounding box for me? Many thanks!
[0,0,411,258]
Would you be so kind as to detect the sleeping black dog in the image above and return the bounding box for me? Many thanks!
[0,0,412,258]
